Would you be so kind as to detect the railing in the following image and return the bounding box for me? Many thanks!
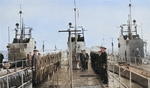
[90,53,150,88]
[108,55,150,88]
[0,52,62,88]
[0,59,31,88]
[108,61,129,88]
[0,59,28,75]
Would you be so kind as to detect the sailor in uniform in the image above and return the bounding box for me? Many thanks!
[90,48,102,74]
[100,46,108,85]
[32,49,39,70]
[135,48,141,65]
[80,49,89,71]
[91,46,108,86]
[32,49,39,86]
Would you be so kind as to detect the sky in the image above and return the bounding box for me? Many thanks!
[0,0,150,53]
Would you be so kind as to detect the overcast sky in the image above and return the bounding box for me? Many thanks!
[0,0,150,53]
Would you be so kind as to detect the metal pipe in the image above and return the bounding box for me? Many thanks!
[22,71,24,88]
[112,38,113,55]
[53,70,55,87]
[18,79,32,88]
[119,65,121,88]
[74,0,78,62]
[130,70,131,88]
[8,26,10,43]
[113,62,114,86]
[7,75,9,88]
[69,31,73,88]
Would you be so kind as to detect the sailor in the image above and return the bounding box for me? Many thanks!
[135,48,141,65]
[80,49,89,71]
[90,49,100,74]
[0,53,4,68]
[100,46,108,85]
[32,49,39,71]
[97,50,102,78]
[91,48,103,74]
[90,52,94,69]
[38,53,41,58]
[32,49,39,87]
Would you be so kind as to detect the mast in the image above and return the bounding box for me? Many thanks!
[20,18,24,42]
[128,1,133,40]
[43,40,45,52]
[74,0,78,59]
[14,6,33,43]
[8,26,10,43]
[19,5,24,42]
[19,5,22,30]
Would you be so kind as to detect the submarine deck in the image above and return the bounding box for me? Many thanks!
[36,60,105,88]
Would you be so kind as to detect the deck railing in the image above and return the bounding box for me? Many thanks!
[0,51,61,88]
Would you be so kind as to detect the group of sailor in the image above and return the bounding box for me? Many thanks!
[90,46,108,85]
[80,49,89,71]
[79,46,108,85]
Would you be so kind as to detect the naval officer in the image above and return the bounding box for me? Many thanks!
[91,46,108,85]
[100,46,108,85]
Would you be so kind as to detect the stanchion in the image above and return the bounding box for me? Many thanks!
[113,61,115,87]
[135,57,136,65]
[148,77,150,88]
[7,75,9,88]
[119,65,121,88]
[130,70,131,88]
[22,72,24,88]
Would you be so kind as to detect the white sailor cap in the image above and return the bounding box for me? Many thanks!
[81,48,86,51]
[100,46,107,49]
